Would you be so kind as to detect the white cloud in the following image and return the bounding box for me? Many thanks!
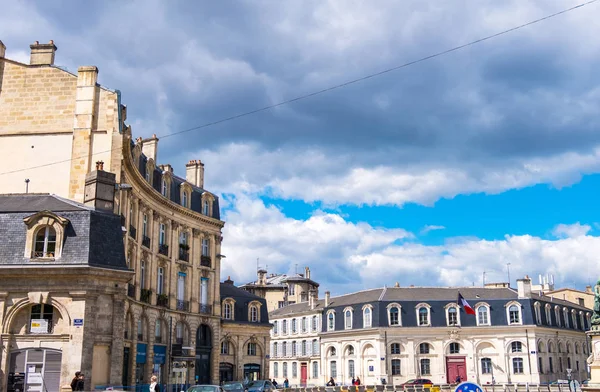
[552,222,592,238]
[221,195,600,295]
[421,225,446,234]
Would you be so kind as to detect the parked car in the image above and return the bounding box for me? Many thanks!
[222,382,245,392]
[401,379,433,386]
[246,380,277,392]
[187,385,225,392]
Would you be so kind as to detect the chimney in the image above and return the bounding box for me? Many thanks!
[517,276,532,299]
[325,291,330,307]
[394,282,400,288]
[305,267,311,280]
[84,161,116,212]
[257,269,267,286]
[30,40,57,65]
[224,276,234,285]
[0,40,6,58]
[309,289,316,309]
[586,285,593,294]
[141,134,159,163]
[159,164,173,173]
[185,160,205,188]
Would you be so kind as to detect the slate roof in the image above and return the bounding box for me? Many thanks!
[0,194,129,270]
[240,272,320,289]
[220,282,270,325]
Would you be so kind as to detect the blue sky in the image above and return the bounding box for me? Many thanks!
[2,0,600,295]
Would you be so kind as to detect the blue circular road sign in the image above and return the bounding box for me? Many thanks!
[455,382,484,392]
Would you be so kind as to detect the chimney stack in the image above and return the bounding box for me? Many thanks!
[309,289,316,309]
[30,40,57,65]
[141,134,159,163]
[0,40,6,58]
[325,291,330,307]
[84,162,116,212]
[224,276,234,285]
[305,266,311,279]
[186,160,205,188]
[517,276,532,299]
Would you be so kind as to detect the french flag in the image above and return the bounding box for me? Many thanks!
[458,293,476,315]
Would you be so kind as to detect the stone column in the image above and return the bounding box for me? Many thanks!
[110,294,126,385]
[69,66,98,202]
[0,291,8,392]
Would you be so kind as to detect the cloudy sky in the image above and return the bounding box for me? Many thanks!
[3,0,600,295]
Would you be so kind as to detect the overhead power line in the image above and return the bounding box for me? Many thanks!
[0,0,596,177]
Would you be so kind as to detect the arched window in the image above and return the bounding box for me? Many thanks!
[329,347,337,357]
[555,306,561,327]
[346,345,354,356]
[327,312,335,331]
[34,226,56,258]
[545,304,552,326]
[419,343,430,354]
[301,340,307,356]
[363,307,372,328]
[182,191,189,208]
[223,302,233,320]
[273,342,278,357]
[476,304,490,326]
[563,308,570,328]
[507,303,521,325]
[447,306,459,326]
[283,363,288,377]
[388,306,400,326]
[449,343,460,354]
[161,178,168,197]
[203,200,210,216]
[534,302,542,324]
[390,343,401,354]
[292,362,297,378]
[348,359,355,378]
[250,305,258,322]
[572,310,578,329]
[344,308,353,330]
[418,307,429,326]
[511,341,523,353]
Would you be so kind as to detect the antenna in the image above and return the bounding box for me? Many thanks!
[295,263,298,274]
[482,270,487,286]
[256,257,259,271]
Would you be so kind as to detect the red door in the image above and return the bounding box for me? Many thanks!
[446,357,467,383]
[300,363,308,386]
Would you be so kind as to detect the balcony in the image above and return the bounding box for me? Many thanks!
[140,289,152,304]
[157,294,169,308]
[158,244,169,256]
[200,255,211,268]
[127,283,136,298]
[199,304,212,315]
[142,235,151,248]
[178,247,189,262]
[176,300,190,312]
[129,225,137,240]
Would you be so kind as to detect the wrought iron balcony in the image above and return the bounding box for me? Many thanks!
[158,244,169,256]
[157,294,169,308]
[140,289,152,304]
[127,284,136,298]
[142,235,151,248]
[179,248,189,262]
[176,300,190,312]
[200,255,211,268]
[129,225,137,240]
[199,304,212,315]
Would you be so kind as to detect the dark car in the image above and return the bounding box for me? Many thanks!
[401,379,433,386]
[222,382,245,392]
[246,380,277,392]
[187,386,224,392]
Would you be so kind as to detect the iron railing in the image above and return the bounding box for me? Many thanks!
[199,304,212,315]
[176,300,190,311]
[140,289,152,304]
[129,225,137,239]
[200,255,211,267]
[158,244,169,256]
[142,235,151,248]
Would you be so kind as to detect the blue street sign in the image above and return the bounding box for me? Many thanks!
[455,382,484,392]
[74,319,84,327]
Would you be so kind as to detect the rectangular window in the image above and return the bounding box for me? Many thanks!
[481,358,492,374]
[177,273,186,301]
[274,363,279,378]
[312,340,319,355]
[202,238,210,256]
[549,357,554,373]
[140,261,146,289]
[283,363,288,378]
[348,360,355,378]
[142,214,147,236]
[478,306,489,325]
[448,309,458,326]
[180,231,188,245]
[513,358,524,374]
[391,359,401,376]
[302,340,307,356]
[289,284,295,295]
[221,341,228,355]
[248,343,257,356]
[157,267,164,295]
[182,192,188,208]
[312,316,318,331]
[538,357,544,374]
[292,362,297,378]
[278,301,285,309]
[302,317,307,333]
[330,361,337,378]
[420,359,431,375]
[159,223,166,245]
[391,344,400,354]
[312,362,318,378]
[200,277,208,305]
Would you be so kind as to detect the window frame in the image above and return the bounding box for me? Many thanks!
[247,342,257,356]
[449,342,460,354]
[363,304,373,328]
[387,303,401,326]
[391,359,401,376]
[481,358,492,374]
[446,304,460,327]
[327,310,335,331]
[511,341,523,353]
[419,343,430,355]
[506,302,522,325]
[475,303,490,326]
[512,357,524,374]
[344,307,353,330]
[390,343,401,355]
[416,304,431,327]
[420,358,431,375]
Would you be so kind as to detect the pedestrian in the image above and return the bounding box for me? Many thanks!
[327,377,335,386]
[351,377,356,386]
[455,375,461,384]
[75,373,85,391]
[150,375,161,392]
[70,371,81,391]
[283,378,289,388]
[355,377,361,386]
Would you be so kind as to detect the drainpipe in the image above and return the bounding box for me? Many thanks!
[384,331,389,384]
[525,329,533,384]
[116,90,123,133]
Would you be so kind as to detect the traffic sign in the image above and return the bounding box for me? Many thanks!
[455,382,484,392]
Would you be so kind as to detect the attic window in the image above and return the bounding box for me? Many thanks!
[34,226,56,258]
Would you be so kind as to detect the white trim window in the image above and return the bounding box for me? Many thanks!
[363,305,372,328]
[182,191,188,208]
[511,341,523,353]
[534,302,542,325]
[161,178,168,197]
[273,321,278,335]
[564,308,570,328]
[555,306,562,327]
[201,238,210,256]
[291,318,297,333]
[344,308,353,330]
[282,320,288,335]
[446,304,460,326]
[223,302,233,320]
[302,317,307,333]
[157,267,164,295]
[203,200,210,216]
[572,310,578,329]
[327,311,335,331]
[34,226,56,258]
[476,303,490,326]
[159,223,166,245]
[416,304,431,326]
[312,315,319,332]
[387,304,401,326]
[545,304,552,326]
[507,302,522,325]
[250,305,259,322]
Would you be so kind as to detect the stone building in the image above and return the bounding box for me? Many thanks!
[0,40,226,389]
[240,267,320,312]
[268,279,591,386]
[0,174,131,392]
[219,278,271,383]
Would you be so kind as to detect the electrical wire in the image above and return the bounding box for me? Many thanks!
[0,0,596,177]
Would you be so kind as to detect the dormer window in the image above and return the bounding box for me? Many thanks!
[363,305,372,328]
[344,308,353,330]
[416,304,431,326]
[563,308,570,328]
[223,301,234,320]
[327,311,335,331]
[203,200,210,215]
[446,304,460,326]
[506,302,522,325]
[545,304,552,326]
[34,226,56,258]
[182,191,188,208]
[161,178,168,197]
[248,301,261,322]
[387,303,401,326]
[555,306,561,327]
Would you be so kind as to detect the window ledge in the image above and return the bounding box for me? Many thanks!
[30,257,56,262]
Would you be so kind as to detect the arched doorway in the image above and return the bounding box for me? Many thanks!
[220,362,235,382]
[8,348,62,392]
[196,324,212,384]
